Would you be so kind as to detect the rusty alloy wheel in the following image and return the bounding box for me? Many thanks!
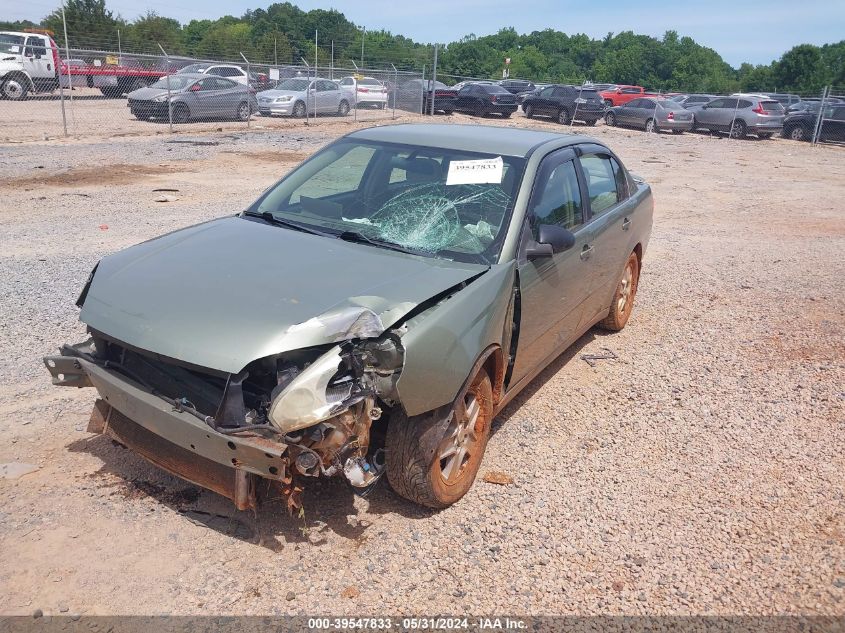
[386,369,493,508]
[598,252,639,331]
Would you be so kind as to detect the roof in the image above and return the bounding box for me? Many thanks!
[347,124,590,157]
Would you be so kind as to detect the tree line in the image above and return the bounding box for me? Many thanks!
[2,0,843,94]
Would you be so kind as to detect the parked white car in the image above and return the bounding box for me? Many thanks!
[338,75,388,109]
[177,63,249,85]
[257,77,350,118]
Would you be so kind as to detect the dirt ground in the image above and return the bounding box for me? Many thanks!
[0,111,843,618]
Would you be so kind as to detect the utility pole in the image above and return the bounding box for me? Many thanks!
[361,28,365,67]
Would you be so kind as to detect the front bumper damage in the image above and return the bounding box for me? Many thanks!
[44,335,397,512]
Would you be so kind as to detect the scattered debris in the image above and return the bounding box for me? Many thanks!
[483,471,514,485]
[580,348,619,367]
[341,586,360,599]
[285,591,296,601]
[154,194,179,203]
[0,462,40,480]
[152,188,180,193]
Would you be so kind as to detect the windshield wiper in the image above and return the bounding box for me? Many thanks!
[241,210,333,237]
[337,230,425,256]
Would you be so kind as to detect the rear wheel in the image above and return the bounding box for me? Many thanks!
[645,118,657,133]
[605,111,616,126]
[338,99,350,116]
[557,108,571,125]
[585,118,597,126]
[598,252,640,331]
[292,100,306,118]
[386,369,493,508]
[729,119,747,139]
[523,103,534,118]
[2,76,28,101]
[236,101,251,121]
[172,103,190,124]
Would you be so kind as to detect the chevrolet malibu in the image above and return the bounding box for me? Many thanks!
[45,124,653,511]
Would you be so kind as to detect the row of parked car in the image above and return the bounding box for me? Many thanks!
[122,67,845,142]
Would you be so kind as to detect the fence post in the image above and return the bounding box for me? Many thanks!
[240,52,251,129]
[301,57,310,126]
[55,41,68,137]
[157,43,173,134]
[60,1,74,128]
[430,44,438,116]
[391,64,397,120]
[421,64,426,116]
[811,86,829,146]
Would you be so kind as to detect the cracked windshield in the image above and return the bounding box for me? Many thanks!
[251,140,526,263]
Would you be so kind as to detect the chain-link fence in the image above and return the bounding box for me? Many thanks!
[0,35,427,142]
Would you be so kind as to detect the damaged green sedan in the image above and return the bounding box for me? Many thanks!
[44,124,652,510]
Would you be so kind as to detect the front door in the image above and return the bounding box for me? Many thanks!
[511,148,593,385]
[24,36,52,83]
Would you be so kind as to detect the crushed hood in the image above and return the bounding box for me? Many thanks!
[81,216,486,373]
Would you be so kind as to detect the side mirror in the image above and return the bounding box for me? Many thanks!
[526,224,576,260]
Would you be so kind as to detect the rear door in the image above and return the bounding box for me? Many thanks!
[575,147,639,323]
[821,105,845,141]
[616,98,642,125]
[511,148,593,384]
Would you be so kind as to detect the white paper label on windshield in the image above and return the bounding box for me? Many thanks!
[446,156,503,185]
[9,45,19,53]
[269,68,280,80]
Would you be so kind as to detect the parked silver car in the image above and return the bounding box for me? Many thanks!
[689,95,785,139]
[604,97,694,133]
[257,77,350,118]
[126,73,257,123]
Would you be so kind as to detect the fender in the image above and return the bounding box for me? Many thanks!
[395,263,516,416]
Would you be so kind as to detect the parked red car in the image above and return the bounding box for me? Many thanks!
[599,85,657,107]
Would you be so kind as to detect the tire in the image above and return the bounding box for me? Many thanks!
[605,111,616,126]
[645,118,657,133]
[236,101,251,121]
[2,76,28,101]
[502,111,512,118]
[757,132,773,140]
[672,129,684,135]
[598,251,640,331]
[523,103,534,118]
[172,103,189,124]
[729,119,747,139]
[787,125,807,141]
[338,99,350,116]
[386,369,494,509]
[585,118,597,126]
[99,87,122,98]
[292,100,306,118]
[557,108,571,125]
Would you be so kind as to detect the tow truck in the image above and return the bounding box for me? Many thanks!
[0,30,168,100]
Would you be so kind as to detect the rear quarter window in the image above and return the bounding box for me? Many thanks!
[761,101,784,112]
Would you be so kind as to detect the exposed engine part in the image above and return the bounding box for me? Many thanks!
[294,450,320,476]
[343,449,385,488]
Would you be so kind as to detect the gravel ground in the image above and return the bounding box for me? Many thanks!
[0,113,843,618]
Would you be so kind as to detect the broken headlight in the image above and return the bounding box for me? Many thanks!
[266,337,404,434]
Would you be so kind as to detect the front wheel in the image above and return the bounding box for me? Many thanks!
[598,252,640,331]
[172,103,190,124]
[338,99,350,116]
[386,369,493,508]
[236,101,251,121]
[292,100,306,118]
[729,119,747,139]
[2,77,28,101]
[605,111,616,126]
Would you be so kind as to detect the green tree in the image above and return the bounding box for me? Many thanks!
[43,0,123,49]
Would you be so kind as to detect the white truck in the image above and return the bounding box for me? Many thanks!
[0,30,167,100]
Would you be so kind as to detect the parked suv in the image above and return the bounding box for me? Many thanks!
[522,84,606,125]
[782,103,845,142]
[452,82,518,117]
[689,96,785,138]
[498,79,535,95]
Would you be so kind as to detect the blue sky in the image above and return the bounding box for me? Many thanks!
[12,0,845,66]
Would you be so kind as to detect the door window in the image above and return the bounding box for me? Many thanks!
[579,154,625,217]
[530,160,583,232]
[705,98,727,108]
[539,86,555,98]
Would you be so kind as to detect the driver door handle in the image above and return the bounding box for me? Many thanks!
[622,217,631,231]
[580,244,594,261]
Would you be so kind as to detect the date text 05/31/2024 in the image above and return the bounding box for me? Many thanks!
[308,617,527,630]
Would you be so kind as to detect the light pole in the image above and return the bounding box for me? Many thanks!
[361,28,365,68]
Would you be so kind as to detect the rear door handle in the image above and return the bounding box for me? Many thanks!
[622,217,631,231]
[580,244,594,261]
